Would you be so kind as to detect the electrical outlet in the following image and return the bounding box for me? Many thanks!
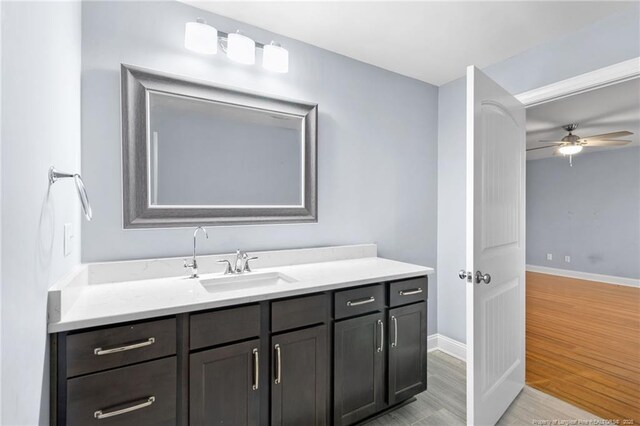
[546,253,553,261]
[564,255,571,263]
[64,223,73,257]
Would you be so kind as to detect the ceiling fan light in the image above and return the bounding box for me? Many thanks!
[227,31,255,64]
[185,19,218,55]
[558,145,583,156]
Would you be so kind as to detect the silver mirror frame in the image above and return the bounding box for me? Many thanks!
[121,64,318,229]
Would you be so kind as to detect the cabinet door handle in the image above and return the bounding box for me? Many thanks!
[274,344,282,385]
[252,348,259,391]
[94,337,155,355]
[377,319,384,352]
[391,316,398,348]
[347,296,375,307]
[398,288,423,296]
[94,396,155,419]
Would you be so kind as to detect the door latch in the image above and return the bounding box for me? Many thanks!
[458,270,472,282]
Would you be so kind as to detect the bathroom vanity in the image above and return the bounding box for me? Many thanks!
[48,245,433,425]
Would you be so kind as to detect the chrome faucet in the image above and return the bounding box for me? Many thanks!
[184,226,208,278]
[218,249,258,275]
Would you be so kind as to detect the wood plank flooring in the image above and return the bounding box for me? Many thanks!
[526,271,640,422]
[364,350,600,425]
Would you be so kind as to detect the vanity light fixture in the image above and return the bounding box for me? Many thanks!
[262,41,289,73]
[184,19,289,73]
[227,31,256,65]
[184,18,218,55]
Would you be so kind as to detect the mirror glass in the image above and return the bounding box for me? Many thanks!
[148,92,304,207]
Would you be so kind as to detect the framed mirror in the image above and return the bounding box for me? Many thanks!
[121,64,317,228]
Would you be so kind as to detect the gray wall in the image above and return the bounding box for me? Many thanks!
[81,2,439,333]
[482,2,640,94]
[527,148,640,279]
[436,4,640,344]
[436,78,467,344]
[1,2,82,424]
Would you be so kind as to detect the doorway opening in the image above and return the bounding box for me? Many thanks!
[524,77,640,421]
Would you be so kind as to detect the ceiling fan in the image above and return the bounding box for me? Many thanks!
[528,123,633,156]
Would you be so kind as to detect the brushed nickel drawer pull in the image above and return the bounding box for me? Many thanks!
[274,344,282,385]
[94,337,155,355]
[346,296,375,307]
[377,319,384,352]
[252,348,259,390]
[398,288,423,296]
[391,316,398,348]
[94,396,155,419]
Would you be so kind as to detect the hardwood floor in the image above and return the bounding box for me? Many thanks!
[364,350,599,425]
[526,271,640,422]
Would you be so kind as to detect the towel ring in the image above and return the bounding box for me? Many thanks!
[49,166,93,221]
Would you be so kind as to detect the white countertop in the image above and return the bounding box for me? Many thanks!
[47,245,433,333]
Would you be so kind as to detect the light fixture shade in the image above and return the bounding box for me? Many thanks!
[227,31,255,64]
[185,19,218,54]
[263,42,289,73]
[558,145,583,156]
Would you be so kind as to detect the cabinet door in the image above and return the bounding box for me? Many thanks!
[189,339,260,426]
[334,312,385,425]
[388,302,427,405]
[271,325,327,426]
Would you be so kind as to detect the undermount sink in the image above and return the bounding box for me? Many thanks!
[199,271,298,293]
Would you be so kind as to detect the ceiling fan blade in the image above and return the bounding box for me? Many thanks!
[536,140,564,144]
[527,145,559,152]
[583,139,632,147]
[580,131,633,141]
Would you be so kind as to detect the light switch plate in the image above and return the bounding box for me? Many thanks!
[564,255,571,263]
[546,253,553,261]
[64,223,73,257]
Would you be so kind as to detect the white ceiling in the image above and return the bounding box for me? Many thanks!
[526,78,640,161]
[182,1,631,85]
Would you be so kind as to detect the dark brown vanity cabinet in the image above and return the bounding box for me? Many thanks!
[271,325,328,426]
[388,302,428,404]
[52,318,178,426]
[333,280,428,426]
[333,312,386,425]
[189,339,261,426]
[52,276,427,426]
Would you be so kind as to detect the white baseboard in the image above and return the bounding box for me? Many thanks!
[427,334,438,352]
[526,264,640,288]
[427,333,466,361]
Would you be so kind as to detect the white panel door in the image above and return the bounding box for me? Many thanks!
[465,66,526,426]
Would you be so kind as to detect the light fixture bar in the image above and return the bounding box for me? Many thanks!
[217,30,266,49]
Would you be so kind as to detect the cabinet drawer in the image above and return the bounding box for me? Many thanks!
[66,357,176,426]
[66,318,176,378]
[334,284,385,320]
[190,304,261,350]
[389,277,427,307]
[272,293,327,333]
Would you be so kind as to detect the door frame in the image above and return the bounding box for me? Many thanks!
[514,57,640,107]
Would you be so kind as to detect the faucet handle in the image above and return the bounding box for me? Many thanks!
[183,258,193,268]
[218,259,233,275]
[243,256,259,273]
